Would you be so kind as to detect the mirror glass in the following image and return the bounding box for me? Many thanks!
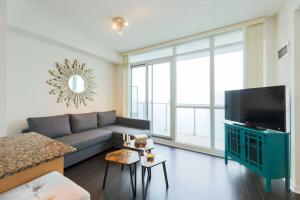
[68,75,86,93]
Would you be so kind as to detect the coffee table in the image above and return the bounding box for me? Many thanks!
[102,149,139,198]
[140,154,169,199]
[121,138,155,172]
[123,139,155,153]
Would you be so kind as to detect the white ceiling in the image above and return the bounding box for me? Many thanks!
[8,0,284,53]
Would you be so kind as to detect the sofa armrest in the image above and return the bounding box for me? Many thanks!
[116,117,150,130]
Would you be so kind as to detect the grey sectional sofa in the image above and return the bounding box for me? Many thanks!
[23,111,150,168]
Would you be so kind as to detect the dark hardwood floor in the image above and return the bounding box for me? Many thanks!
[65,144,300,200]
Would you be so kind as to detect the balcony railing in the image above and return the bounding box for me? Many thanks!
[131,102,225,149]
[131,102,214,136]
[131,102,169,132]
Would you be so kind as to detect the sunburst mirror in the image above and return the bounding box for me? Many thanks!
[47,59,97,108]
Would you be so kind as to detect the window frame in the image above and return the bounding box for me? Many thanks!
[129,29,244,154]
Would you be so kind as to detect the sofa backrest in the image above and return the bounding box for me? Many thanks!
[70,112,98,133]
[97,110,116,127]
[25,111,117,137]
[27,114,72,138]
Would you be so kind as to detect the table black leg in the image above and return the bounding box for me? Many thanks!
[102,161,109,189]
[121,164,124,171]
[147,168,151,180]
[129,164,136,198]
[162,162,169,189]
[132,164,135,175]
[142,167,145,200]
[134,162,137,197]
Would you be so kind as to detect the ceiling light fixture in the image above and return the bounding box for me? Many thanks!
[112,17,129,35]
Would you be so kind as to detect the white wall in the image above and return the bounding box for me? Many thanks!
[0,0,7,137]
[293,8,300,193]
[6,30,120,135]
[275,0,300,193]
[115,64,124,116]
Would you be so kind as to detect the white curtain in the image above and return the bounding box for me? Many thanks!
[122,55,130,117]
[244,23,265,88]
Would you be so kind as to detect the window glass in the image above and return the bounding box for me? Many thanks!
[214,44,243,106]
[131,66,146,119]
[152,62,171,137]
[176,108,194,135]
[176,108,210,148]
[177,51,210,105]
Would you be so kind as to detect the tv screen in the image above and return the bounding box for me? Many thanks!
[225,86,286,132]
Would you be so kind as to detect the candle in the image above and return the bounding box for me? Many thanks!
[123,133,125,141]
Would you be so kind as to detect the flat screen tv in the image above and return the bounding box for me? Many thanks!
[225,86,286,132]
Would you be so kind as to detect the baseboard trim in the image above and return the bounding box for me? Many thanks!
[153,137,224,157]
[291,184,300,194]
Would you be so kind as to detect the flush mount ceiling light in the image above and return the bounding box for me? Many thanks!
[112,17,129,35]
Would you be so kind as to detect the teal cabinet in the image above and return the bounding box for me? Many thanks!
[224,123,290,192]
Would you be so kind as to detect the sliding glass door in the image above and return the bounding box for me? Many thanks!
[150,62,171,138]
[131,61,171,138]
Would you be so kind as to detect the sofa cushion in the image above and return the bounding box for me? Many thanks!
[27,114,71,138]
[70,112,97,133]
[56,128,113,151]
[98,111,116,127]
[102,125,150,140]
